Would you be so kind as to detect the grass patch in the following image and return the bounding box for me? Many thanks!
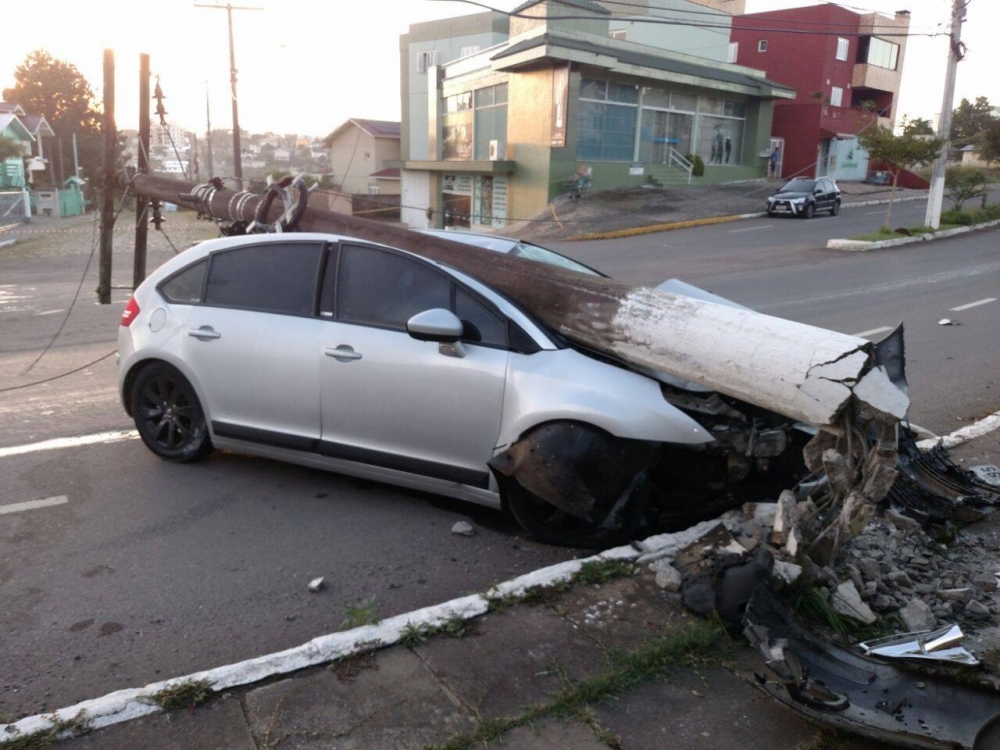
[487,558,636,613]
[151,679,213,711]
[0,712,91,750]
[341,597,380,630]
[575,559,636,586]
[424,618,729,750]
[801,728,850,750]
[399,616,479,648]
[791,587,892,641]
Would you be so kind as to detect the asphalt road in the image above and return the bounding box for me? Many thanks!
[1,204,998,718]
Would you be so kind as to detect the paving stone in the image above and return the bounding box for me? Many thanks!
[594,665,821,750]
[415,604,607,719]
[484,718,607,749]
[552,575,691,653]
[244,648,473,749]
[57,695,255,750]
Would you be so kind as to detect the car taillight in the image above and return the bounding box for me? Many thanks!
[121,296,140,327]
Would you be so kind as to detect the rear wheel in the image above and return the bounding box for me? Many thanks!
[504,475,649,549]
[831,200,840,216]
[131,362,212,462]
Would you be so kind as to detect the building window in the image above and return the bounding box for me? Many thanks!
[459,45,480,58]
[577,78,639,162]
[696,97,747,166]
[727,42,739,63]
[836,37,849,61]
[857,36,899,70]
[364,151,371,161]
[367,185,380,195]
[830,86,844,107]
[473,83,508,160]
[757,39,767,53]
[609,29,627,40]
[442,91,473,160]
[416,50,438,74]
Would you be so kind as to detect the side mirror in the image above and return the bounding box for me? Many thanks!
[406,308,463,343]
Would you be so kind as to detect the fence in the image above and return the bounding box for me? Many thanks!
[0,191,27,228]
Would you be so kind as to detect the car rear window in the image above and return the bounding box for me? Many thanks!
[204,243,321,316]
[159,259,207,304]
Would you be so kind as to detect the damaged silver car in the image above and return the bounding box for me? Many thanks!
[118,230,895,547]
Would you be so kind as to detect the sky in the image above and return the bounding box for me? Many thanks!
[0,0,994,138]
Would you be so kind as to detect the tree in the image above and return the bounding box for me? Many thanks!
[903,118,934,136]
[951,97,996,147]
[857,121,942,229]
[0,135,24,162]
[2,50,102,184]
[978,120,1000,166]
[945,166,988,210]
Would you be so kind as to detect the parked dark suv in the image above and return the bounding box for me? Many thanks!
[766,177,841,219]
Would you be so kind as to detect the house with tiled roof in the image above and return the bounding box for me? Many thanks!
[321,118,401,214]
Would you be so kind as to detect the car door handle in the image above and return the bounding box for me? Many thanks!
[187,326,221,341]
[325,345,362,362]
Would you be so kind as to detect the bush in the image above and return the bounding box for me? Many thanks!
[945,166,988,210]
[687,154,705,177]
[941,203,1000,226]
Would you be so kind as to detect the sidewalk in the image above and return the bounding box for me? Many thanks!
[15,426,1000,750]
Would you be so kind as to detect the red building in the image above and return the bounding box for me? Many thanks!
[731,4,910,181]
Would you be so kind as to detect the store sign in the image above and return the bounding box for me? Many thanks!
[442,173,474,196]
[551,64,569,147]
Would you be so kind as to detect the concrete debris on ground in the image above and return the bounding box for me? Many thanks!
[451,521,475,536]
[307,577,324,593]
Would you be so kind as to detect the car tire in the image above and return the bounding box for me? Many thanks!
[766,209,775,218]
[503,474,649,549]
[131,362,213,462]
[803,203,815,219]
[831,200,840,216]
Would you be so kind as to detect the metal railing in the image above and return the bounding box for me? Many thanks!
[667,148,693,184]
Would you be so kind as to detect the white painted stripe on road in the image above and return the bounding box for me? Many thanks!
[950,297,997,312]
[728,224,773,233]
[851,326,894,338]
[0,495,68,516]
[866,210,886,215]
[0,430,138,459]
[918,409,1000,451]
[35,309,65,316]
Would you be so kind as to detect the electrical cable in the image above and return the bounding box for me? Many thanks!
[1,351,117,393]
[430,0,946,37]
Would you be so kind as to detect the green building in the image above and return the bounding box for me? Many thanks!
[399,0,794,230]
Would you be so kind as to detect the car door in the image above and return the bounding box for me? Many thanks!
[819,179,834,210]
[183,240,325,448]
[317,243,509,488]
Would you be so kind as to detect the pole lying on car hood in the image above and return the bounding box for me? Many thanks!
[128,174,910,550]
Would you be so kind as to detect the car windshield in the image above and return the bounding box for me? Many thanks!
[779,179,816,193]
[510,242,602,276]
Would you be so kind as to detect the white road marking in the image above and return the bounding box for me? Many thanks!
[866,210,886,215]
[35,309,66,316]
[0,430,138,459]
[851,326,894,338]
[950,297,997,312]
[728,224,774,233]
[0,495,69,516]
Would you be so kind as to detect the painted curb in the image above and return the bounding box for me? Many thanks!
[917,409,1000,451]
[828,218,1000,251]
[0,239,16,250]
[568,194,927,241]
[0,542,655,744]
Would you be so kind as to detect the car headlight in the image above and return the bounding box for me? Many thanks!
[789,197,805,204]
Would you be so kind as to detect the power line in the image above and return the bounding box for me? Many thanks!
[2,351,117,393]
[431,0,946,37]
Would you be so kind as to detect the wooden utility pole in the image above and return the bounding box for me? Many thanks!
[134,53,151,289]
[205,84,215,177]
[97,48,115,304]
[195,3,261,191]
[925,0,966,229]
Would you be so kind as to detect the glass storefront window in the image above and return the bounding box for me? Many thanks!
[670,92,697,112]
[578,78,639,162]
[697,116,742,166]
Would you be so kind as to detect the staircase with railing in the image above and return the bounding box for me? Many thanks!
[646,148,694,187]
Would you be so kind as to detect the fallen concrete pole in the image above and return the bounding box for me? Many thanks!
[130,174,908,431]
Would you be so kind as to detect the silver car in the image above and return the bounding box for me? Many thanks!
[118,232,791,547]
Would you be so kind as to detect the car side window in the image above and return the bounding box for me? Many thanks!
[160,259,207,304]
[456,288,506,347]
[337,245,451,330]
[204,243,322,316]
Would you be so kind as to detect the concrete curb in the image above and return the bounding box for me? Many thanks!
[917,409,1000,451]
[828,218,1000,251]
[567,194,927,241]
[0,239,17,250]
[0,542,653,744]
